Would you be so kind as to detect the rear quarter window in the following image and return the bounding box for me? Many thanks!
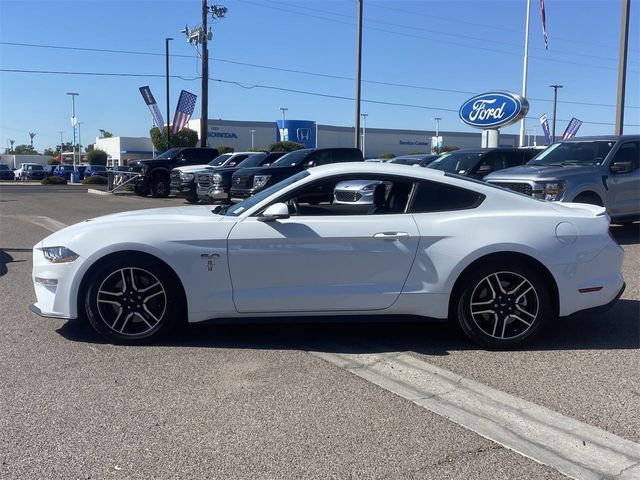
[410,180,485,213]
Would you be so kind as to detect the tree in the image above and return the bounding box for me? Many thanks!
[379,152,396,159]
[268,141,305,152]
[150,126,198,152]
[86,149,108,165]
[43,148,55,156]
[215,145,234,154]
[14,144,37,155]
[98,129,113,138]
[85,144,95,153]
[29,132,36,148]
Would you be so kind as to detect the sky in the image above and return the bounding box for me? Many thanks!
[0,0,639,152]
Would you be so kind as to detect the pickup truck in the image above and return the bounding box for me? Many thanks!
[485,135,639,224]
[230,148,364,202]
[128,147,219,197]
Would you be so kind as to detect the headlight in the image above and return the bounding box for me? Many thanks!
[212,173,223,184]
[41,246,79,264]
[361,183,376,191]
[180,172,195,182]
[253,175,271,190]
[538,181,566,201]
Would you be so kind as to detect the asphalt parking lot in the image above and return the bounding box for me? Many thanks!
[1,184,638,479]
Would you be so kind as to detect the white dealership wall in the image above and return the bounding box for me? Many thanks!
[101,120,544,163]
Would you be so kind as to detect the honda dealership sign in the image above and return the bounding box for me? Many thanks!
[459,92,529,129]
[276,120,317,148]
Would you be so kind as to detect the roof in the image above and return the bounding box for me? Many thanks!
[558,135,639,142]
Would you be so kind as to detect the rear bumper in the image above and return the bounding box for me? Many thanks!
[562,282,625,318]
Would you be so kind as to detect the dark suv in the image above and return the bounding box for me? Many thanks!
[230,148,364,202]
[428,148,540,179]
[129,147,219,197]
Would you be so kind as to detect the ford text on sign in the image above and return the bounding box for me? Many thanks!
[459,92,529,129]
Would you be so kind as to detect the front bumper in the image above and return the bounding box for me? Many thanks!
[170,181,196,197]
[31,245,82,319]
[197,186,230,202]
[230,188,257,201]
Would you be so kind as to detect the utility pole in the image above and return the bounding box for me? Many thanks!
[78,122,83,160]
[182,4,227,148]
[433,117,441,153]
[361,113,368,158]
[615,0,630,135]
[165,37,173,148]
[250,129,256,149]
[354,0,363,150]
[280,107,288,141]
[519,0,531,147]
[550,84,563,142]
[66,92,79,167]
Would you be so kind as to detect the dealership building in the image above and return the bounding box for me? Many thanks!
[96,118,542,166]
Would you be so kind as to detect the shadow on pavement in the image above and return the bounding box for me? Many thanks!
[57,299,639,354]
[0,248,29,277]
[610,222,639,245]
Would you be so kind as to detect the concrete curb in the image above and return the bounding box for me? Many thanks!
[87,188,111,196]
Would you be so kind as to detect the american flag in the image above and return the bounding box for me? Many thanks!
[171,90,197,134]
[539,0,548,49]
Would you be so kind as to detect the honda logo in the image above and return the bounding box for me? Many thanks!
[297,128,311,142]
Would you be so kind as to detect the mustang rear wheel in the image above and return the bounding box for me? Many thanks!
[84,256,183,343]
[455,262,552,349]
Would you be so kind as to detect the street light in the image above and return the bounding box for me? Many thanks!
[250,129,256,149]
[77,122,83,161]
[433,117,441,153]
[360,113,368,158]
[279,107,288,141]
[166,37,173,148]
[66,92,79,166]
[549,84,563,142]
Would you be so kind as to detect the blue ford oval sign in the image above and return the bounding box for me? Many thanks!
[459,92,529,129]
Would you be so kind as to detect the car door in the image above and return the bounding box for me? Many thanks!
[226,175,420,313]
[607,141,640,217]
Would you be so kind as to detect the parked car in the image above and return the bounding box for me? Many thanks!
[128,147,220,198]
[30,162,625,349]
[15,163,47,181]
[83,165,109,178]
[0,163,14,180]
[333,180,392,205]
[170,152,257,203]
[390,155,441,167]
[230,148,363,202]
[485,136,640,224]
[53,164,76,180]
[196,152,286,203]
[429,148,539,179]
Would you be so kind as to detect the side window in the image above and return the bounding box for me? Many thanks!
[410,181,484,213]
[505,151,526,167]
[611,142,639,171]
[332,149,356,163]
[309,151,332,167]
[476,152,506,175]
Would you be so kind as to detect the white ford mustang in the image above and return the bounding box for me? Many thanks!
[31,163,625,348]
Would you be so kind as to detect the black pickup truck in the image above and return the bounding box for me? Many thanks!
[128,147,219,197]
[230,148,363,202]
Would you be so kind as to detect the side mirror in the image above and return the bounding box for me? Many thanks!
[610,161,633,174]
[257,202,290,222]
[305,160,316,169]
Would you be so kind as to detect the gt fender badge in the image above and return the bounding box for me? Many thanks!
[201,253,220,271]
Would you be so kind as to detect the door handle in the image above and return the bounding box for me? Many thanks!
[373,232,410,239]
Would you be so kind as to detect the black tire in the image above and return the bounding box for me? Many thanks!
[185,196,200,204]
[573,192,603,207]
[84,255,184,344]
[133,186,150,197]
[151,178,170,198]
[454,261,553,349]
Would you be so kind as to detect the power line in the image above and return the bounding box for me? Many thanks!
[1,67,637,127]
[1,41,638,109]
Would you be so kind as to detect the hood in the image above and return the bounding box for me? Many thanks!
[41,206,224,247]
[234,164,299,177]
[485,164,599,181]
[173,164,212,174]
[335,180,380,191]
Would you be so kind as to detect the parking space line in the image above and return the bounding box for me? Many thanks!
[310,349,640,480]
[3,215,68,233]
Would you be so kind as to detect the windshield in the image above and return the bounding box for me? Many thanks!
[208,153,233,166]
[271,149,311,167]
[225,171,310,216]
[430,151,484,174]
[0,164,9,170]
[237,153,267,168]
[155,148,182,160]
[528,141,615,166]
[391,158,420,165]
[31,165,44,170]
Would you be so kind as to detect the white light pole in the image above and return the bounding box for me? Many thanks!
[279,107,288,141]
[250,129,256,149]
[519,0,531,147]
[360,113,368,157]
[77,122,83,162]
[433,117,441,153]
[66,92,79,166]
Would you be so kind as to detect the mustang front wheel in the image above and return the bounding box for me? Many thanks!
[84,256,183,343]
[455,262,553,349]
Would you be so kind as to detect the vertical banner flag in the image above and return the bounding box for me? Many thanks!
[139,86,165,130]
[539,114,551,145]
[172,90,197,134]
[562,118,583,139]
[539,0,548,49]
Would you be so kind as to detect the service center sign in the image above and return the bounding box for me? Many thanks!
[459,91,529,129]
